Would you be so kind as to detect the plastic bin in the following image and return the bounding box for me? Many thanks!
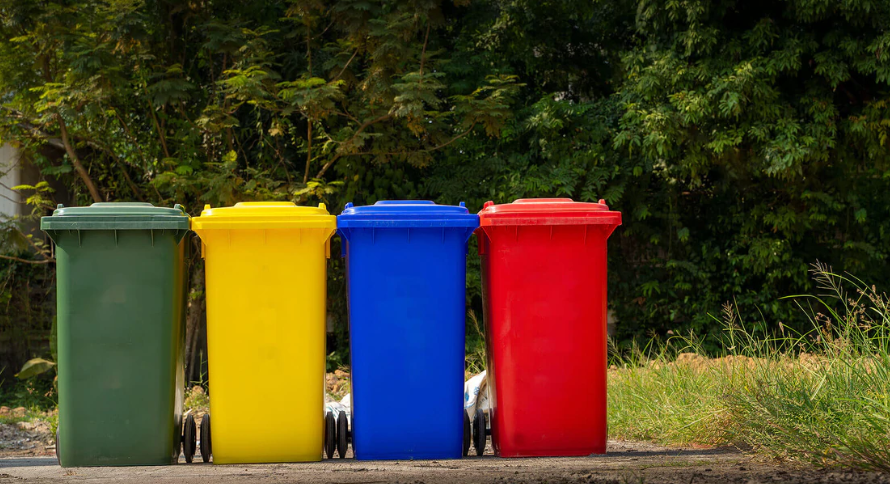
[477,198,621,457]
[338,201,478,460]
[191,202,336,464]
[41,203,190,467]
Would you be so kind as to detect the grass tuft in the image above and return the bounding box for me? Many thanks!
[608,262,890,470]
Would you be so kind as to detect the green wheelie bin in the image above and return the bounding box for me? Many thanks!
[41,203,190,467]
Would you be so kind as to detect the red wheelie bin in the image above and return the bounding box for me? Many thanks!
[476,198,621,457]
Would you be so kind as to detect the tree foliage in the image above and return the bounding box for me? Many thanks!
[0,0,889,361]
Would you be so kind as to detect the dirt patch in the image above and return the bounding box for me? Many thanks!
[622,352,840,373]
[325,370,350,400]
[0,417,55,458]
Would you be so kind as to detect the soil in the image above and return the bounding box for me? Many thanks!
[325,369,351,400]
[2,440,889,483]
[0,407,55,459]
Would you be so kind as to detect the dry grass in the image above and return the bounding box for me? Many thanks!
[608,263,890,471]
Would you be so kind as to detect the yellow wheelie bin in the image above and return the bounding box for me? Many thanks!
[191,202,336,464]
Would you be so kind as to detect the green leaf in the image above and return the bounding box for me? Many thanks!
[16,358,56,380]
[677,227,690,242]
[855,208,867,223]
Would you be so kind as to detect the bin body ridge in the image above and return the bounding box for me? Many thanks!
[42,203,189,467]
[478,198,620,457]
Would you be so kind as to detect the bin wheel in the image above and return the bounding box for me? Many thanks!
[55,428,60,464]
[463,410,471,457]
[324,411,336,459]
[336,411,349,458]
[200,414,212,463]
[183,414,197,463]
[473,408,486,456]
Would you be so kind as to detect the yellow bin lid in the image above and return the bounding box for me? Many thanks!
[191,202,336,230]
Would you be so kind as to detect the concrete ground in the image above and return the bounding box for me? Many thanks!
[2,441,889,484]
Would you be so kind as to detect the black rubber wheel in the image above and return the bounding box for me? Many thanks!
[200,414,211,463]
[463,410,471,457]
[337,411,349,458]
[473,408,486,456]
[55,428,60,464]
[324,411,336,459]
[183,414,197,463]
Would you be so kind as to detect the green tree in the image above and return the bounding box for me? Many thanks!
[427,0,890,347]
[0,0,520,375]
[3,0,890,366]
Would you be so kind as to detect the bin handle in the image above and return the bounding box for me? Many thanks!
[476,228,487,256]
[337,229,349,258]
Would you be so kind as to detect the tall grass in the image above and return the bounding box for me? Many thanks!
[608,263,890,470]
[465,310,487,377]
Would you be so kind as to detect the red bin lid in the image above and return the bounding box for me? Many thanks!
[477,198,622,227]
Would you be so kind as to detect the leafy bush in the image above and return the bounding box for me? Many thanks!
[1,0,890,362]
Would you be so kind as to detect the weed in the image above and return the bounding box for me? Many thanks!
[326,350,349,373]
[0,407,56,434]
[465,309,487,377]
[608,263,890,471]
[0,378,56,411]
[184,386,210,414]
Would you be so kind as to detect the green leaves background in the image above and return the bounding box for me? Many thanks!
[1,0,889,358]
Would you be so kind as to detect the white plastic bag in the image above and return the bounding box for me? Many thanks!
[325,394,351,425]
[464,371,490,426]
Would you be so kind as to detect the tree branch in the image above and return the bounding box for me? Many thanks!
[113,111,149,166]
[305,19,314,185]
[304,121,313,184]
[311,18,335,41]
[344,124,475,158]
[1,107,66,151]
[145,95,171,158]
[331,50,359,83]
[419,24,431,77]
[334,110,359,124]
[0,254,54,265]
[57,114,102,203]
[314,114,392,178]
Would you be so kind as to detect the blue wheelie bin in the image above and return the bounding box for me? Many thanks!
[338,201,479,460]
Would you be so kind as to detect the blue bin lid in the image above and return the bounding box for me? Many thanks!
[337,201,479,228]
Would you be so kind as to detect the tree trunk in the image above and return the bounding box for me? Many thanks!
[57,114,102,203]
[185,260,206,385]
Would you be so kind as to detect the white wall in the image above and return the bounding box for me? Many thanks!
[0,144,22,219]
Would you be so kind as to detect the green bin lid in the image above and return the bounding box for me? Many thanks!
[40,202,190,231]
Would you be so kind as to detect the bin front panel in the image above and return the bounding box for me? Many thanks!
[199,227,331,464]
[478,199,620,458]
[52,229,186,467]
[339,200,477,461]
[344,227,471,460]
